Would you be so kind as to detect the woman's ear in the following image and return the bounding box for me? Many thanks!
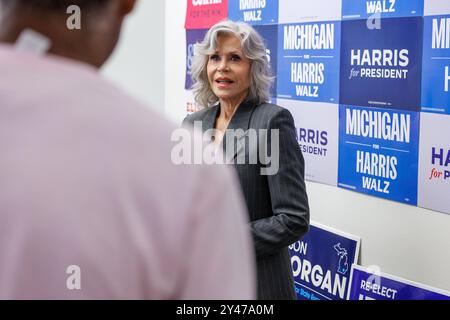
[120,0,137,16]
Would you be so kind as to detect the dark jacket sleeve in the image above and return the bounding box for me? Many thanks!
[250,108,310,259]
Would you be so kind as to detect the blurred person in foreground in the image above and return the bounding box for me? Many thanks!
[0,0,255,299]
[183,20,310,300]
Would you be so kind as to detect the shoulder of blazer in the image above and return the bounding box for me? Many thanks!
[183,106,215,125]
[251,103,291,128]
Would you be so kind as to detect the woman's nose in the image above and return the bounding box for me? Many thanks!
[217,59,229,72]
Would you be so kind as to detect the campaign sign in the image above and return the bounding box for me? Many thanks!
[185,29,208,90]
[421,15,450,114]
[254,25,278,98]
[279,0,342,24]
[342,0,424,20]
[277,22,341,103]
[228,0,278,25]
[278,99,339,186]
[340,17,423,110]
[348,265,450,300]
[425,0,450,16]
[184,89,203,116]
[418,112,450,215]
[185,0,228,30]
[338,105,420,205]
[184,29,208,89]
[289,222,361,300]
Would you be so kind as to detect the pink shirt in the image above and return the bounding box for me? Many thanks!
[0,44,255,299]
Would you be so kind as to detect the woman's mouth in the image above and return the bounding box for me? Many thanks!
[215,78,234,88]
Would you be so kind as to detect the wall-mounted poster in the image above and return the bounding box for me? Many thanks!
[340,17,423,110]
[342,0,424,20]
[279,0,342,24]
[185,29,208,89]
[338,105,420,205]
[424,0,450,16]
[418,112,450,215]
[228,0,278,25]
[278,99,339,186]
[185,0,228,30]
[422,14,450,114]
[254,24,278,98]
[277,21,341,103]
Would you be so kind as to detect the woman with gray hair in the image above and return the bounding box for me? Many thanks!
[183,20,310,300]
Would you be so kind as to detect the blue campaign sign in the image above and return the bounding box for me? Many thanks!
[342,0,424,20]
[185,29,208,90]
[340,17,423,110]
[254,24,278,98]
[228,0,278,25]
[277,22,341,103]
[348,265,450,300]
[422,15,450,115]
[289,222,361,300]
[338,105,420,205]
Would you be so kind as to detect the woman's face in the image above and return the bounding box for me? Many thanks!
[207,34,252,105]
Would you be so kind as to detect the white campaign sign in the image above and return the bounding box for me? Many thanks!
[279,0,342,23]
[418,112,450,214]
[425,0,450,16]
[277,99,339,186]
[184,89,202,116]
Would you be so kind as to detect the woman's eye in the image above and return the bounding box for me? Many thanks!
[210,54,220,61]
[231,54,241,61]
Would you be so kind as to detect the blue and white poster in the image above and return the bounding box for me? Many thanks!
[289,222,361,300]
[254,24,278,98]
[277,22,341,103]
[185,29,208,90]
[348,265,450,300]
[421,15,450,114]
[342,0,424,20]
[278,99,339,186]
[338,105,420,205]
[418,113,450,215]
[340,17,423,110]
[279,0,342,24]
[228,0,278,25]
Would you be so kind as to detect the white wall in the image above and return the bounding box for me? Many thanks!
[165,0,190,122]
[164,0,450,292]
[102,0,165,114]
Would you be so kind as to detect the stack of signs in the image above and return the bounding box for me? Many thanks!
[289,222,450,300]
[348,265,450,300]
[289,222,361,300]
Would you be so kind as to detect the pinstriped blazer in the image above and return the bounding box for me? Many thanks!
[183,100,310,300]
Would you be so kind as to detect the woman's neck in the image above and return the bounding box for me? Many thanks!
[219,96,246,120]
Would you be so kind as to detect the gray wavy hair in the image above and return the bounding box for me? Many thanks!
[191,20,274,108]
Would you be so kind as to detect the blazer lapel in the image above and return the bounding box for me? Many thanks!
[221,100,257,163]
[202,104,220,133]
